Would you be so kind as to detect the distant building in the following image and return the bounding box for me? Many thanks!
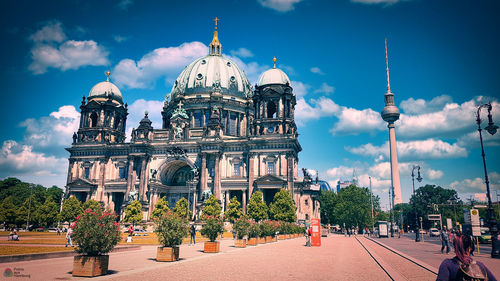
[336,180,353,192]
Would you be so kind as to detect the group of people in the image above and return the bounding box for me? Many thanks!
[7,230,19,241]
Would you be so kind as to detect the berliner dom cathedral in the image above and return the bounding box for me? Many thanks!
[65,20,320,221]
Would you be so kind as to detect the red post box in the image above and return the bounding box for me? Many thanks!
[311,218,321,247]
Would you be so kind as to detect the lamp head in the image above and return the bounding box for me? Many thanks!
[417,167,422,182]
[485,103,497,135]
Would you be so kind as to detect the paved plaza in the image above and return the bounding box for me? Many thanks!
[2,234,500,280]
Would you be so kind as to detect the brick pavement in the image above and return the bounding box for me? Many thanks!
[2,235,391,281]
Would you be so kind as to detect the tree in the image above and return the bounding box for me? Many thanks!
[16,195,41,227]
[59,196,83,223]
[332,185,372,229]
[124,200,143,226]
[247,191,268,222]
[202,194,221,218]
[174,197,192,220]
[320,191,337,225]
[409,184,461,230]
[33,198,59,227]
[224,196,243,223]
[46,186,64,205]
[83,199,102,212]
[151,197,169,220]
[269,189,296,222]
[0,196,18,226]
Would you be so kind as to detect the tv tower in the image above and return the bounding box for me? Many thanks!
[381,39,402,205]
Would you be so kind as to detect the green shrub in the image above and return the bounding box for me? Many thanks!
[201,216,223,242]
[72,209,121,256]
[154,211,188,247]
[233,217,250,239]
[248,221,260,238]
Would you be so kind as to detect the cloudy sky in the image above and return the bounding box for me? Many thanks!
[1,0,499,209]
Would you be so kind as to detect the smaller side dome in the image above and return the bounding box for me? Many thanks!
[257,68,290,86]
[88,72,123,104]
[257,58,290,86]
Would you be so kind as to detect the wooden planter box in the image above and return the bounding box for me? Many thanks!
[247,237,257,246]
[257,237,266,244]
[271,236,277,242]
[204,241,220,253]
[286,234,291,239]
[265,236,272,243]
[278,234,286,240]
[156,246,179,262]
[72,255,109,277]
[234,239,246,248]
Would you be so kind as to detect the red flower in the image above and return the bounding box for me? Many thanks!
[76,215,81,220]
[85,209,91,213]
[100,224,105,227]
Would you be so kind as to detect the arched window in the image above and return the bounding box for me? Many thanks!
[114,118,120,129]
[267,101,277,118]
[90,112,98,128]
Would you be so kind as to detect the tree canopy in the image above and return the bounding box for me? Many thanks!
[151,197,169,220]
[269,189,296,222]
[174,197,192,220]
[224,196,243,223]
[124,200,143,225]
[247,191,268,222]
[202,194,221,218]
[60,196,83,223]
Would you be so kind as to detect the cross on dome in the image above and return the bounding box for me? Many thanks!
[178,100,183,110]
[209,17,222,56]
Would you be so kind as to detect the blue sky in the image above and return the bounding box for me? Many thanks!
[1,0,499,209]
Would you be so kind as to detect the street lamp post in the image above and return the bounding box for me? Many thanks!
[369,176,374,231]
[389,188,394,237]
[26,184,33,231]
[475,103,499,258]
[411,165,422,242]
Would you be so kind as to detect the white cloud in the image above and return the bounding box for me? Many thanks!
[399,95,453,115]
[28,21,109,74]
[113,42,208,89]
[29,21,66,43]
[347,139,468,160]
[230,48,254,58]
[330,107,384,135]
[295,97,340,126]
[314,82,334,95]
[450,172,500,194]
[125,99,164,140]
[0,140,67,177]
[310,67,324,75]
[457,130,500,148]
[20,105,80,156]
[257,0,303,12]
[113,35,129,43]
[291,81,309,97]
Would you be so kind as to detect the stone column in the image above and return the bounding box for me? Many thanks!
[201,154,207,192]
[225,191,229,210]
[97,159,106,201]
[192,191,197,219]
[242,190,247,213]
[66,160,73,185]
[125,158,135,199]
[248,154,254,196]
[287,153,294,197]
[214,154,221,201]
[138,158,147,201]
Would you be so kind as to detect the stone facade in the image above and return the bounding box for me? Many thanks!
[65,28,320,222]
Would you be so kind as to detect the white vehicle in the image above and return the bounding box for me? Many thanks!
[376,221,389,238]
[429,228,440,237]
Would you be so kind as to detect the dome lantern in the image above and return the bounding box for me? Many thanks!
[209,17,222,56]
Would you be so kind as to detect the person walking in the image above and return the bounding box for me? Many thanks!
[306,227,312,247]
[65,228,73,247]
[440,226,450,254]
[436,234,496,281]
[190,224,196,245]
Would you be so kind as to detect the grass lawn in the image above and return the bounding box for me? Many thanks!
[0,246,73,256]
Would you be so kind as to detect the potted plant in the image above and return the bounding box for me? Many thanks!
[201,216,223,253]
[257,222,266,244]
[270,220,279,242]
[247,221,259,246]
[154,211,188,262]
[233,218,250,248]
[260,221,272,243]
[71,209,121,277]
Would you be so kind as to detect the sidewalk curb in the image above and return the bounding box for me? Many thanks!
[365,236,439,275]
[0,245,141,263]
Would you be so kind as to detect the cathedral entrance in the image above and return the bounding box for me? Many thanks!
[159,159,198,208]
[262,188,279,206]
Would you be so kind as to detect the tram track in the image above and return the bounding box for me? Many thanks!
[355,236,438,281]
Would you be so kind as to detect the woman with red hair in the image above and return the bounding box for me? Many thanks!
[436,234,496,280]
